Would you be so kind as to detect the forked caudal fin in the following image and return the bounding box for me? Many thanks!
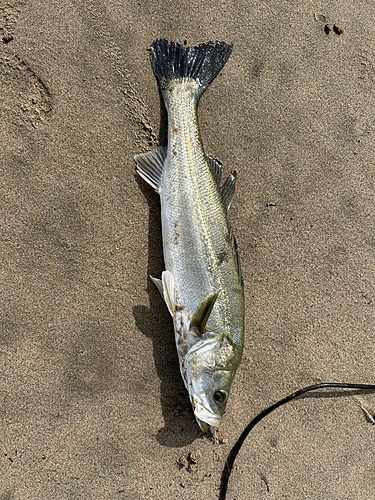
[150,39,233,100]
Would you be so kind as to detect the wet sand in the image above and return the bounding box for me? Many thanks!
[1,1,375,498]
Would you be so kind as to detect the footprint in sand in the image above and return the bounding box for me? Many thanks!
[0,53,52,129]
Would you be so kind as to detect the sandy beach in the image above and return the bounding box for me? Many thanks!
[1,1,375,498]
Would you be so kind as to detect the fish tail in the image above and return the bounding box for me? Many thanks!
[150,39,233,101]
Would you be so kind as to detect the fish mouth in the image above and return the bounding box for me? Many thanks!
[193,399,221,432]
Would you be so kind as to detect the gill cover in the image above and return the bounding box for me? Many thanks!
[184,329,236,431]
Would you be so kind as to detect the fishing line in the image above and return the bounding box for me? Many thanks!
[219,382,375,500]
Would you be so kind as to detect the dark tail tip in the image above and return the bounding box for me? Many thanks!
[150,39,233,98]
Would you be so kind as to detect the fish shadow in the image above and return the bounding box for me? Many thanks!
[157,88,168,147]
[133,176,202,447]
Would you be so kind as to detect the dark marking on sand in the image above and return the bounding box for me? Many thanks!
[324,24,331,35]
[250,57,264,79]
[269,435,278,448]
[2,33,13,43]
[333,24,343,35]
[323,23,343,36]
[261,476,270,493]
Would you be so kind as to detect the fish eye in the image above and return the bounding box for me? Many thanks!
[213,390,227,403]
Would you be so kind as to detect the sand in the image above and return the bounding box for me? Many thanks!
[1,0,375,498]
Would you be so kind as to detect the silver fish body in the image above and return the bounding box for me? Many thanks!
[136,40,244,433]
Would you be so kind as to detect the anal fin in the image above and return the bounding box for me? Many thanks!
[220,171,237,211]
[206,154,223,187]
[135,146,167,192]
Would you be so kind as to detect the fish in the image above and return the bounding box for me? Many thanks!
[135,39,244,434]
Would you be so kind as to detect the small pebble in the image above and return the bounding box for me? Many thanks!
[177,455,188,469]
[189,449,202,464]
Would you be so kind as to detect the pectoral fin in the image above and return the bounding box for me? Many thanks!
[150,276,164,297]
[190,292,219,336]
[150,271,175,317]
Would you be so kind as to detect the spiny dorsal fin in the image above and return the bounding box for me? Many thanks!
[206,154,223,187]
[135,146,167,192]
[220,171,237,212]
[217,167,242,289]
[189,292,219,336]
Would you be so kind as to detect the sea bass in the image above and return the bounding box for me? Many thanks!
[135,39,244,433]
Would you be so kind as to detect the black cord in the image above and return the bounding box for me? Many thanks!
[219,382,375,500]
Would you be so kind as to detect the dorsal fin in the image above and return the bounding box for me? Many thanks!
[206,154,223,186]
[190,292,219,336]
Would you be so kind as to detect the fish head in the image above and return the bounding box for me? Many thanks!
[184,331,236,433]
[191,368,234,433]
